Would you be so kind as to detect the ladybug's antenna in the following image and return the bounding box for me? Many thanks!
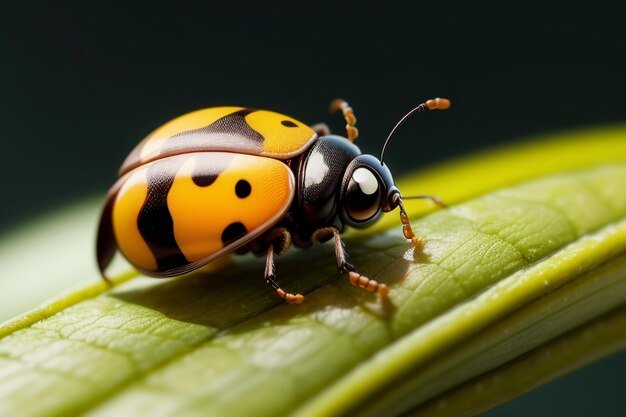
[380,98,450,165]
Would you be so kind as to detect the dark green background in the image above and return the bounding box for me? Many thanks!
[2,2,625,415]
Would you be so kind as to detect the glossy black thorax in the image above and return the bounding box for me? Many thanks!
[288,135,361,243]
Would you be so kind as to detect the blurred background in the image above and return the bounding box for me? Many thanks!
[3,2,626,231]
[1,1,625,416]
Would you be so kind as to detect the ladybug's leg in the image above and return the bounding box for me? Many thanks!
[398,202,424,248]
[396,196,446,248]
[402,194,447,208]
[264,245,304,304]
[260,227,303,304]
[312,227,389,297]
[329,99,359,142]
[310,123,331,136]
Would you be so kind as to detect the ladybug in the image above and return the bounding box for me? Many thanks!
[97,98,450,304]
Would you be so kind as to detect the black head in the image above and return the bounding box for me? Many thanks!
[338,97,450,230]
[339,154,400,228]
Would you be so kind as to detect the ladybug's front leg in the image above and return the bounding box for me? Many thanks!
[397,195,446,248]
[311,227,389,297]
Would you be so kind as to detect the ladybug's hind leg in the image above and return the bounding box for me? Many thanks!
[312,227,389,297]
[310,123,331,136]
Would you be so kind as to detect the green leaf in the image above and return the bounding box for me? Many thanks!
[408,303,626,417]
[1,126,626,417]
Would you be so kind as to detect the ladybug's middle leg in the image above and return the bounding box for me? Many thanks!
[264,245,304,304]
[261,227,304,304]
[311,227,389,297]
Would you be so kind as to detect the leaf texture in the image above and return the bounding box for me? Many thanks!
[1,128,626,417]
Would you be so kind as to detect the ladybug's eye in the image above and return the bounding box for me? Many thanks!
[344,167,382,222]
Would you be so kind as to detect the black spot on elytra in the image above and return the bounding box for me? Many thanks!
[191,154,233,187]
[281,120,298,127]
[235,179,251,198]
[221,222,248,246]
[138,158,188,271]
[192,172,219,187]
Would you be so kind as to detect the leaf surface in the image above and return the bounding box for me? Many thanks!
[1,126,626,417]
